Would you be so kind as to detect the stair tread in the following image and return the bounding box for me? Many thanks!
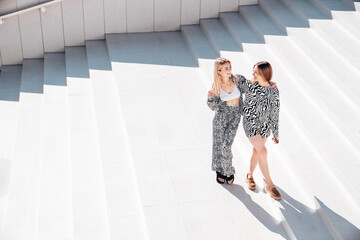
[0,66,22,237]
[314,0,352,11]
[65,46,111,240]
[284,0,360,40]
[181,25,219,60]
[265,0,360,65]
[2,60,44,240]
[182,25,292,239]
[239,6,360,146]
[2,2,360,239]
[201,18,342,240]
[38,53,72,240]
[282,0,333,19]
[258,0,360,146]
[221,12,360,238]
[200,19,243,53]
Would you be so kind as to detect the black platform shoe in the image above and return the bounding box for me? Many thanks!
[226,175,234,185]
[216,171,226,184]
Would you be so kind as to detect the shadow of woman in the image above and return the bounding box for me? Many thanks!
[316,196,360,240]
[222,184,290,240]
[278,187,360,240]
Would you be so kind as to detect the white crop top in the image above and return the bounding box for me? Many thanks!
[220,86,240,101]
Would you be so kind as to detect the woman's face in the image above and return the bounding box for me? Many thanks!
[219,62,232,80]
[252,66,263,81]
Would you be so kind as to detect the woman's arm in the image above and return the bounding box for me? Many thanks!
[207,92,221,111]
[269,88,280,142]
[236,74,248,93]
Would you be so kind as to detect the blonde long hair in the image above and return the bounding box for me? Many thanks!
[213,57,238,96]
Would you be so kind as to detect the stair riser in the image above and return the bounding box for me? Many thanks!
[268,0,360,73]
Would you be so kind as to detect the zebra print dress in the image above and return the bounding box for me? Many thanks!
[237,74,280,138]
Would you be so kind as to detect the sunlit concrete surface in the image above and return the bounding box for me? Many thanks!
[0,0,360,239]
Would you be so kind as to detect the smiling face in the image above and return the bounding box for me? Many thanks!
[252,66,265,82]
[213,57,234,96]
[218,62,232,81]
[253,62,273,83]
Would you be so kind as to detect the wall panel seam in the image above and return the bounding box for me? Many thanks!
[199,0,201,22]
[39,9,45,54]
[60,3,66,49]
[219,0,221,15]
[17,15,24,60]
[102,0,105,36]
[81,0,85,42]
[125,0,128,32]
[179,0,182,27]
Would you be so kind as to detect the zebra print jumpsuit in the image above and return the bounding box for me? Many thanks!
[207,76,243,176]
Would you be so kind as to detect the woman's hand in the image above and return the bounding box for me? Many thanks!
[272,137,279,144]
[208,89,214,98]
[269,81,277,88]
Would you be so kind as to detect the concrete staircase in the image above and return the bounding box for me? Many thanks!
[0,0,360,239]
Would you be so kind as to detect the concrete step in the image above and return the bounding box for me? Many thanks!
[37,53,72,240]
[235,128,338,240]
[221,11,360,239]
[238,5,359,169]
[339,0,360,11]
[181,25,219,81]
[282,0,360,42]
[257,0,360,153]
[239,5,360,107]
[106,32,198,240]
[86,39,149,240]
[161,30,288,240]
[200,17,336,240]
[0,66,22,160]
[355,1,360,11]
[0,66,22,238]
[1,2,360,238]
[65,46,111,240]
[199,18,253,77]
[261,0,360,71]
[310,0,356,14]
[2,60,44,240]
[238,4,360,202]
[182,23,291,240]
[276,101,359,240]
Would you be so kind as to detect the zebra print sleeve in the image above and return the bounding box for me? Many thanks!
[270,88,280,138]
[236,74,248,93]
[207,95,221,111]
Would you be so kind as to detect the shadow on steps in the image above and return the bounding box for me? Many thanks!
[222,184,290,240]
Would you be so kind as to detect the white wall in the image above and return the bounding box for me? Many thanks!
[155,0,181,31]
[103,0,126,33]
[40,3,65,52]
[62,0,86,46]
[239,0,258,5]
[0,17,23,65]
[0,0,258,66]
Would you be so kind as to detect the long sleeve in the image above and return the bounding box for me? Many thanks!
[207,95,221,111]
[269,88,280,138]
[236,74,248,93]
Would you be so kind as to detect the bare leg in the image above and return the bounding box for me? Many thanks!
[249,147,259,178]
[248,135,274,188]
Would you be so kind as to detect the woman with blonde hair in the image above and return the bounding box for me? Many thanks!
[207,57,242,185]
[239,61,281,200]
